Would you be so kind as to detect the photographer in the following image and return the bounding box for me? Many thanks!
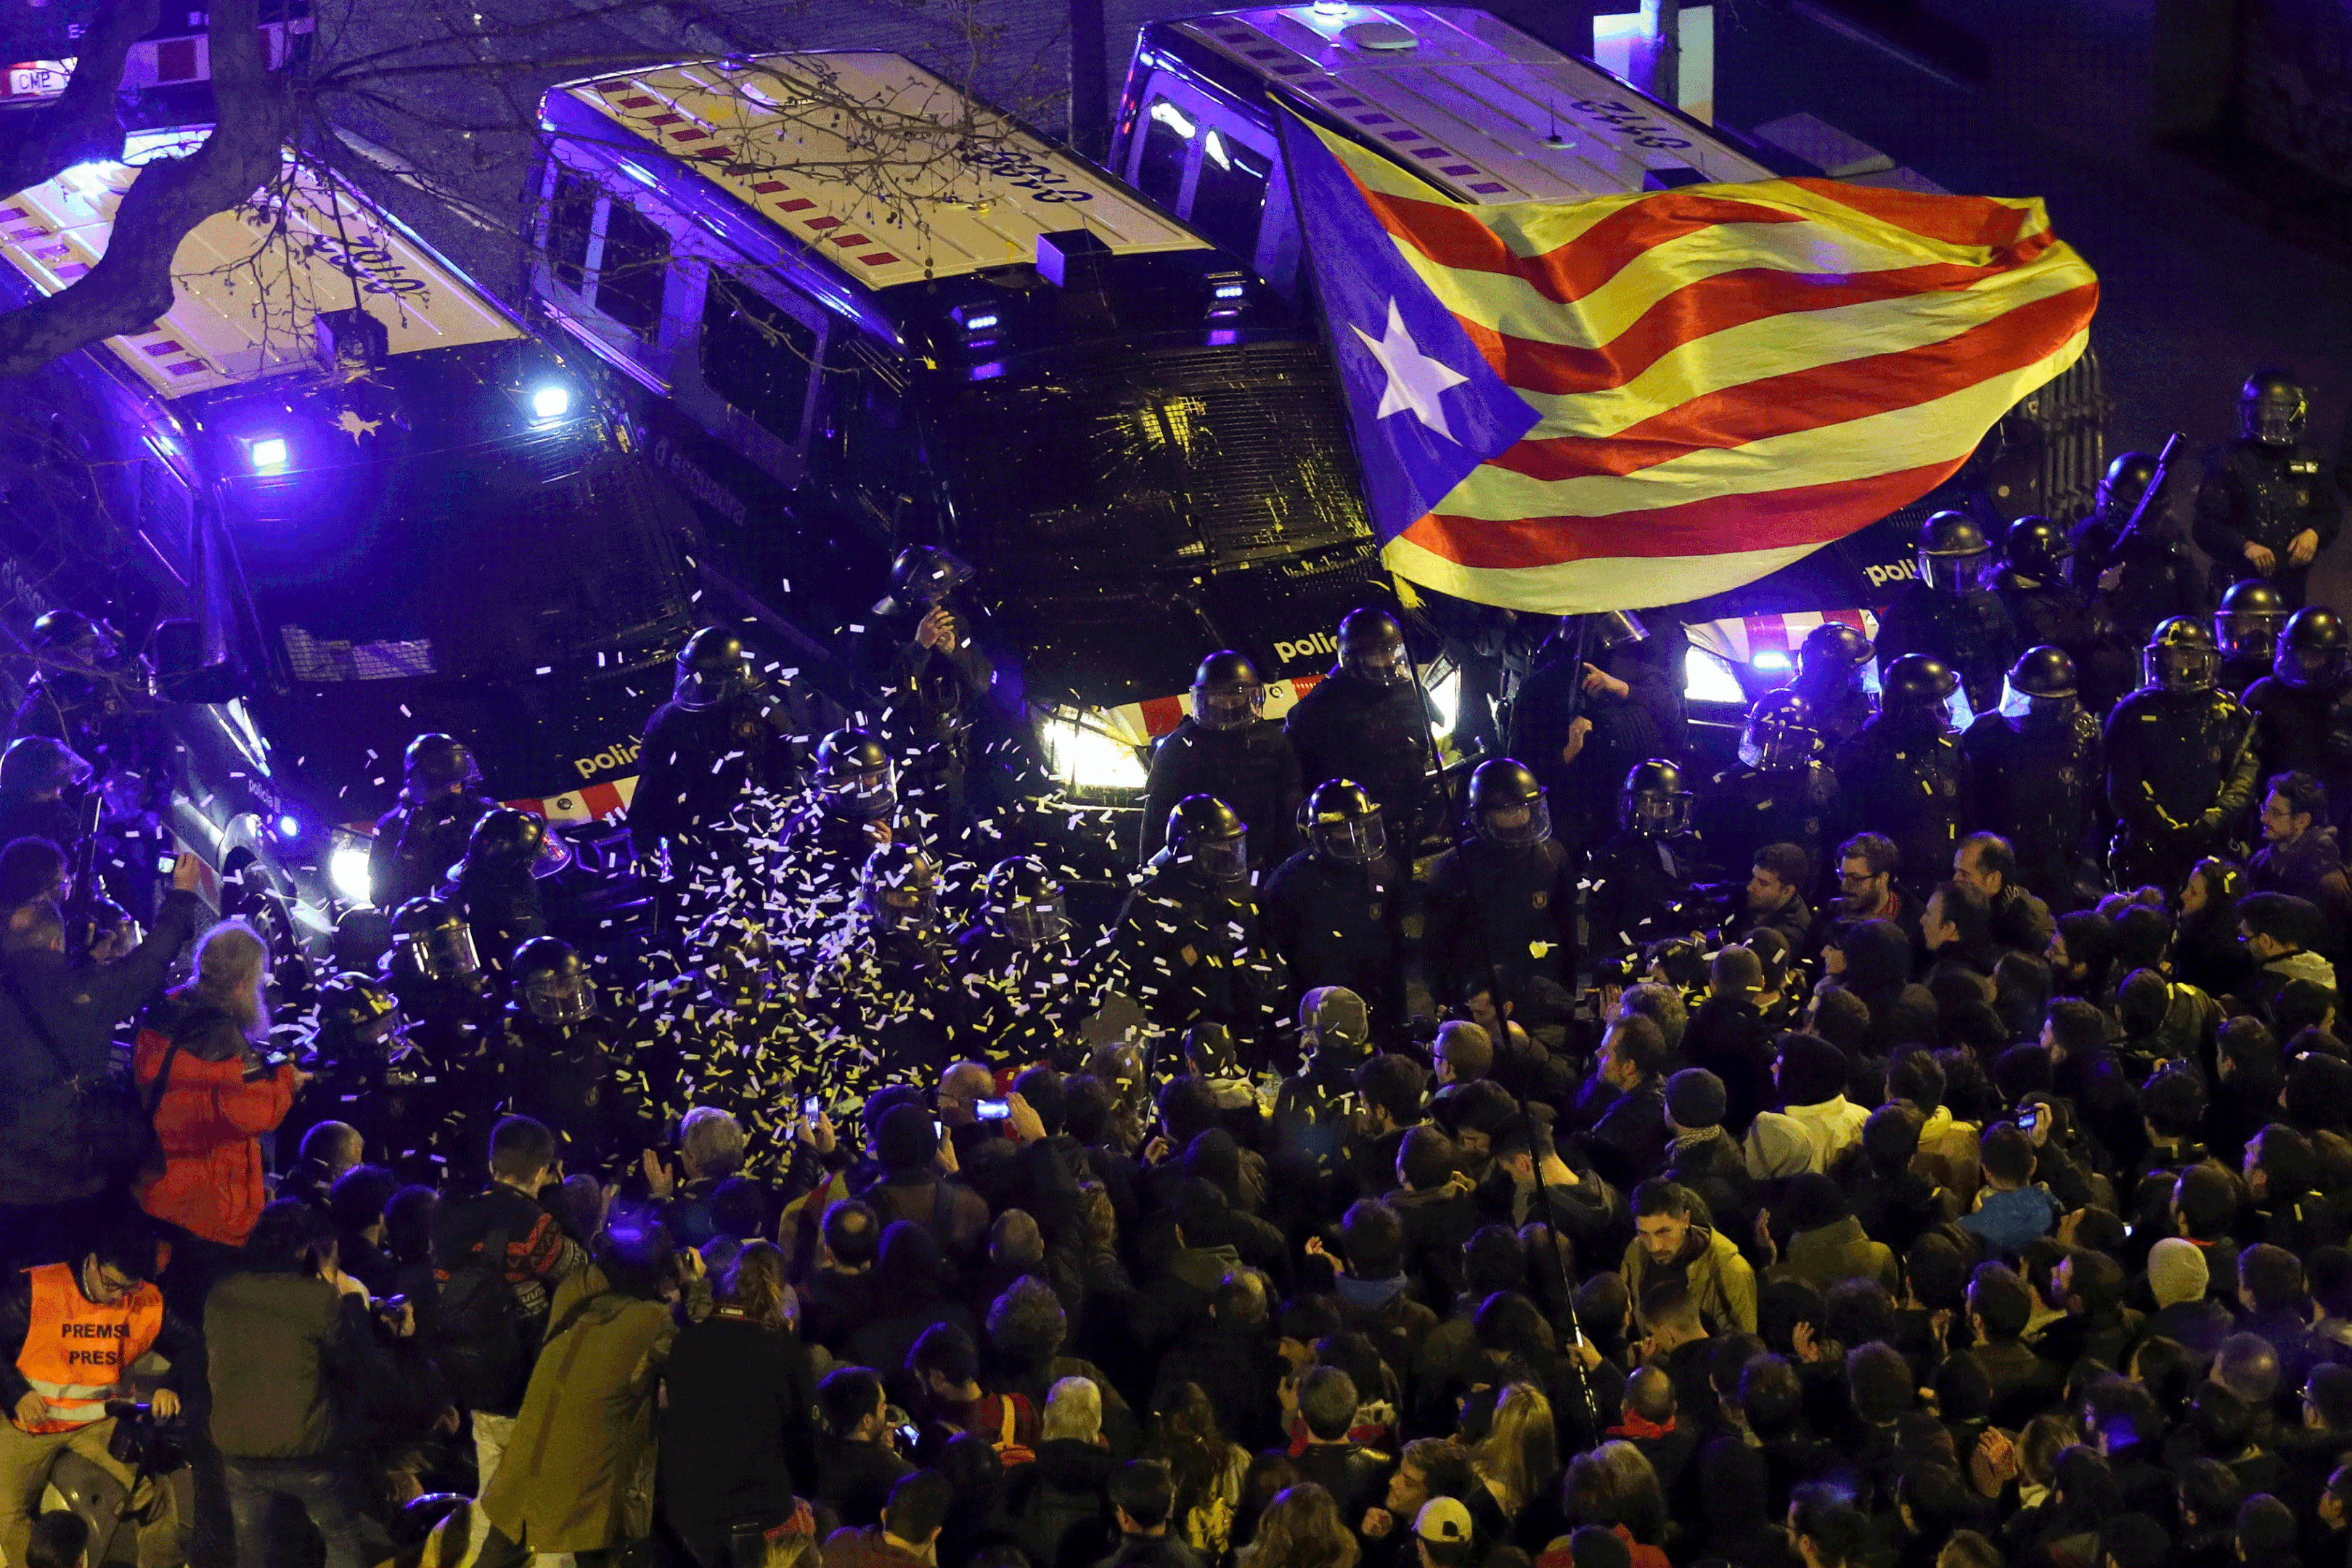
[0,1222,200,1568]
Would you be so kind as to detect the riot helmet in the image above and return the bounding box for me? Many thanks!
[2003,515,2070,581]
[2240,369,2308,447]
[1467,759,1549,848]
[388,896,480,985]
[403,733,482,799]
[814,730,896,822]
[460,809,547,878]
[2276,607,2350,690]
[30,609,114,664]
[2096,452,2159,519]
[1998,645,2081,727]
[314,971,399,1053]
[2144,617,2221,695]
[1164,794,1250,883]
[983,856,1069,947]
[1299,778,1388,865]
[1739,687,1818,772]
[859,842,940,931]
[1335,609,1410,687]
[673,627,755,711]
[1918,511,1990,595]
[0,736,91,800]
[1620,758,1691,836]
[1881,654,1960,729]
[512,936,596,1024]
[1562,610,1651,652]
[1795,621,1874,693]
[873,544,974,615]
[693,914,774,1008]
[1189,651,1267,731]
[2216,580,2287,663]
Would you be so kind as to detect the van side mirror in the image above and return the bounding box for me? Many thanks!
[151,618,248,704]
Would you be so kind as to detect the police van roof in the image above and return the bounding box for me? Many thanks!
[0,128,523,401]
[1148,4,1772,200]
[551,52,1210,288]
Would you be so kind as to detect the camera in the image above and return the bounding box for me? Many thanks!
[976,1098,1010,1121]
[102,1400,187,1474]
[153,852,179,875]
[803,1095,822,1121]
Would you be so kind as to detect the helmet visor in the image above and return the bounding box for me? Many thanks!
[1337,643,1410,687]
[531,828,574,881]
[2216,611,2285,661]
[1476,795,1551,848]
[399,923,480,982]
[407,750,482,795]
[1998,680,2078,726]
[2247,401,2303,445]
[1184,833,1251,882]
[1921,551,1985,594]
[996,894,1070,947]
[822,763,897,822]
[1191,682,1266,730]
[863,877,939,931]
[1738,715,1816,772]
[1310,810,1388,865]
[674,661,750,711]
[2147,644,2220,693]
[2278,646,2348,690]
[1620,790,1691,836]
[523,971,595,1024]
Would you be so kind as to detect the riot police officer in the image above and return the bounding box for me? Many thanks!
[955,857,1088,1068]
[778,730,899,931]
[1874,511,2020,716]
[2245,606,2352,812]
[1283,609,1433,858]
[501,936,641,1169]
[2104,618,2261,892]
[1506,611,1674,857]
[1139,653,1304,870]
[629,627,803,876]
[1422,759,1575,1009]
[1111,795,1286,1041]
[1261,779,1407,1032]
[1962,646,2103,909]
[370,734,499,912]
[2070,451,2208,647]
[1583,759,1711,971]
[0,735,89,852]
[1788,621,1877,747]
[290,971,428,1180]
[2194,369,2345,610]
[381,895,496,1165]
[449,808,555,984]
[1995,517,2117,701]
[10,611,159,775]
[1831,653,1969,899]
[861,546,994,839]
[2215,581,2289,700]
[839,841,968,1069]
[1694,688,1837,883]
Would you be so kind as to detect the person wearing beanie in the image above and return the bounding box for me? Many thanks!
[1826,918,1939,1053]
[866,1103,990,1260]
[2147,1236,2233,1358]
[1683,945,1776,1135]
[1770,1033,1870,1173]
[1744,1111,1813,1183]
[1760,1171,1900,1293]
[1659,1068,1747,1227]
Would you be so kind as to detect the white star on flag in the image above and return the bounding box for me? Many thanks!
[1350,297,1469,443]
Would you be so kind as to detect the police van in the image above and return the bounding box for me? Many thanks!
[0,129,695,960]
[526,52,1383,796]
[1108,4,2108,740]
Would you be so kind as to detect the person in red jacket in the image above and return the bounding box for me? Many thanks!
[133,918,303,1308]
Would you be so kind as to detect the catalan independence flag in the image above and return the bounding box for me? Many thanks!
[1276,109,2101,613]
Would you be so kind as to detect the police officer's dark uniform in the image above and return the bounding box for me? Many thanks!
[1422,759,1575,1009]
[1583,759,1712,973]
[499,937,644,1172]
[380,896,497,1169]
[1139,653,1304,871]
[955,857,1089,1069]
[2215,581,2289,702]
[1506,613,1676,858]
[629,628,803,883]
[1788,622,1877,749]
[1283,610,1433,859]
[1994,517,2121,708]
[292,971,436,1181]
[1831,655,1969,900]
[777,730,899,932]
[858,547,994,841]
[447,807,556,987]
[2246,608,2352,814]
[1694,688,1838,885]
[2194,370,2345,612]
[9,611,173,916]
[1874,512,2020,719]
[846,842,972,1071]
[0,737,89,856]
[1260,780,1408,1034]
[371,735,501,912]
[1111,796,1287,1042]
[2104,618,2261,893]
[2070,451,2208,650]
[1962,646,2104,910]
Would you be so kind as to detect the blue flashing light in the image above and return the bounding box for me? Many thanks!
[275,812,302,839]
[248,436,289,473]
[1208,330,1239,346]
[531,384,572,420]
[1212,284,1246,300]
[1751,649,1792,673]
[963,313,1000,332]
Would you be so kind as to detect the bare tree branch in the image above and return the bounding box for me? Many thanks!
[0,0,165,200]
[0,0,294,380]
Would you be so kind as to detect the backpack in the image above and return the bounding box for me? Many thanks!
[434,1225,529,1412]
[989,1395,1037,1466]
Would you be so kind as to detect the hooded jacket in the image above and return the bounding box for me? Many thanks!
[1835,920,1939,1051]
[1621,1224,1757,1335]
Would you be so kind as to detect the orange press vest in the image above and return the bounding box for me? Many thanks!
[12,1263,163,1434]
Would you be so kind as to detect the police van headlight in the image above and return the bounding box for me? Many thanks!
[328,829,375,906]
[1684,648,1746,705]
[1040,714,1148,791]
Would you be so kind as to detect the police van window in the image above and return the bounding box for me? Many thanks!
[139,460,191,563]
[1192,131,1270,261]
[595,199,671,339]
[546,168,596,293]
[701,271,818,442]
[1135,95,1194,211]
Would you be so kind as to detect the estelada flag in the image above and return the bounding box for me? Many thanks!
[1276,108,2101,613]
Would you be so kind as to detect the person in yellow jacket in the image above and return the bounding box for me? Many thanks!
[1620,1178,1758,1337]
[0,1225,202,1568]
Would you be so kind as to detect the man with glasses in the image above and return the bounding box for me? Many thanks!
[1816,833,1922,955]
[0,1224,200,1568]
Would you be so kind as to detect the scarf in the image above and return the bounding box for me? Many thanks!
[1670,1125,1726,1157]
[1607,1412,1677,1442]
